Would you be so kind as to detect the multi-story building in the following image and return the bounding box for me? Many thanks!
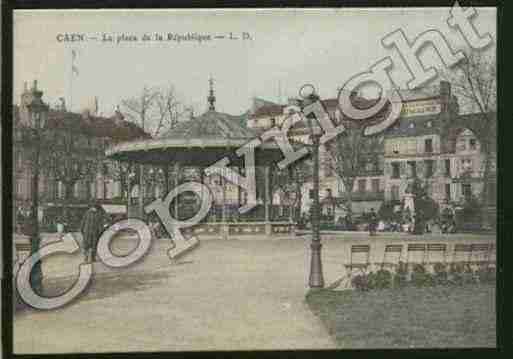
[248,95,385,219]
[383,81,496,219]
[13,81,149,229]
[383,82,458,207]
[247,81,496,225]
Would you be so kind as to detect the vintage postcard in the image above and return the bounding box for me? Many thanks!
[10,7,496,353]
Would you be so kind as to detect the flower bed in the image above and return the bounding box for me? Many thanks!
[350,263,495,291]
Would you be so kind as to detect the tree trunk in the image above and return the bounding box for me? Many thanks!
[343,178,354,224]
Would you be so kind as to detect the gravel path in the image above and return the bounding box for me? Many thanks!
[14,238,336,353]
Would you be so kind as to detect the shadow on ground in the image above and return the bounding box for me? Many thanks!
[15,270,172,315]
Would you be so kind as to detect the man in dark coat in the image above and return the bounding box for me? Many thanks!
[80,204,107,263]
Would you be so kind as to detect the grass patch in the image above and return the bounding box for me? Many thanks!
[306,284,495,348]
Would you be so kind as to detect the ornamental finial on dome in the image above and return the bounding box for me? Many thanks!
[208,76,216,111]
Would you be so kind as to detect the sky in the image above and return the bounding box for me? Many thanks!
[13,7,496,118]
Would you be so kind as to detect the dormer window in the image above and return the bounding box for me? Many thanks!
[426,121,432,128]
[409,123,415,129]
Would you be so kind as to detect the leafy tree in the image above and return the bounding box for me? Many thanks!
[378,201,401,222]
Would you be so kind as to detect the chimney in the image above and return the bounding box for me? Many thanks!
[32,79,38,91]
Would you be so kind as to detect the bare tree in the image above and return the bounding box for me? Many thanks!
[121,85,160,136]
[442,50,496,226]
[122,84,190,137]
[325,120,383,219]
[154,85,191,137]
[43,131,99,200]
[121,84,189,214]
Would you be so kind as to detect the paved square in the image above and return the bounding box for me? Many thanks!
[13,233,495,353]
[14,237,337,353]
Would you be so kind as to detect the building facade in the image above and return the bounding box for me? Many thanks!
[246,81,496,226]
[13,81,149,230]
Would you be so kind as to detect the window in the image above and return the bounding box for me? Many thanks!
[407,161,417,178]
[371,179,380,193]
[15,151,23,169]
[461,158,473,172]
[445,183,451,201]
[391,162,400,179]
[425,160,434,178]
[270,118,276,127]
[444,159,451,177]
[469,138,477,150]
[391,185,400,201]
[325,189,332,198]
[425,138,433,153]
[358,179,367,192]
[462,183,472,199]
[15,179,22,198]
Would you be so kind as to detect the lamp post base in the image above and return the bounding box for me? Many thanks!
[309,241,324,288]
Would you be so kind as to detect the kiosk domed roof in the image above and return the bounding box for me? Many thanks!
[161,109,255,140]
[105,78,283,166]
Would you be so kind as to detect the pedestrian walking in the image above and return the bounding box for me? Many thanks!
[80,203,107,263]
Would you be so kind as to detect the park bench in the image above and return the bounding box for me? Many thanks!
[406,243,427,267]
[345,244,370,275]
[469,243,495,268]
[380,244,403,271]
[452,243,473,265]
[426,243,447,264]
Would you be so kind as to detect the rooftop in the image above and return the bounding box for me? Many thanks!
[14,105,150,143]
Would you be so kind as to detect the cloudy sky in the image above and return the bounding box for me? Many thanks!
[14,7,496,117]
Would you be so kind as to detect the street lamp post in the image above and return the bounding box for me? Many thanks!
[25,82,49,292]
[299,85,325,289]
